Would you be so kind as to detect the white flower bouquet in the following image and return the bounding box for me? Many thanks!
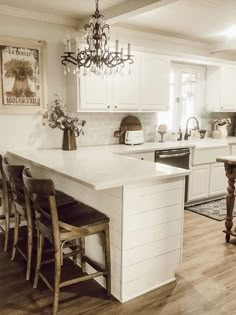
[213,118,231,128]
[42,96,86,137]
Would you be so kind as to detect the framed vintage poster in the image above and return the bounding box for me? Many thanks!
[0,36,47,113]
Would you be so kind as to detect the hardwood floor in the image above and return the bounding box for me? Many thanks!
[1,211,236,315]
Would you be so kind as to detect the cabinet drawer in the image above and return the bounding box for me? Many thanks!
[125,152,154,162]
[192,146,230,165]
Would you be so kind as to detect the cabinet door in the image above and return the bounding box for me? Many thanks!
[187,165,209,202]
[79,74,112,110]
[205,66,221,112]
[113,53,140,111]
[220,66,236,111]
[209,163,227,197]
[231,144,236,155]
[140,53,170,111]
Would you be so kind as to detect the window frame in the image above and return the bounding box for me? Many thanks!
[157,62,206,132]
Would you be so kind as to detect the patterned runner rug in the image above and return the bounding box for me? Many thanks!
[185,198,236,221]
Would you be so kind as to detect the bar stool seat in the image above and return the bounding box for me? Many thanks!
[39,190,76,209]
[56,202,109,228]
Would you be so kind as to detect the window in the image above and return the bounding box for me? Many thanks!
[157,63,206,131]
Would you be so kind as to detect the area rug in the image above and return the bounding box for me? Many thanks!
[185,198,236,221]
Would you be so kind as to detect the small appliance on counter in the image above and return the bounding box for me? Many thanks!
[125,130,144,145]
[114,115,144,144]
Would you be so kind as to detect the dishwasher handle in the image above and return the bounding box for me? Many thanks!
[158,152,190,159]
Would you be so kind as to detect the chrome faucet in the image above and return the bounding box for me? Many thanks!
[184,116,200,140]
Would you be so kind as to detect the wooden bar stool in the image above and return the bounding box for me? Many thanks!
[3,158,77,281]
[23,167,111,315]
[3,163,33,280]
[0,155,15,252]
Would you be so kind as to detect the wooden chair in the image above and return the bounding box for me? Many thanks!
[0,155,16,252]
[23,167,111,315]
[3,162,33,280]
[3,158,77,281]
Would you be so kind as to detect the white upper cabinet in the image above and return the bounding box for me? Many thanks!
[205,65,236,112]
[113,53,140,111]
[73,51,170,112]
[220,66,236,110]
[80,73,112,111]
[140,53,170,111]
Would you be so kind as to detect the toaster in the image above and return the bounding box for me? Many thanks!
[125,130,144,145]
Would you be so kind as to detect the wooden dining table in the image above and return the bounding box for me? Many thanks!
[216,155,236,242]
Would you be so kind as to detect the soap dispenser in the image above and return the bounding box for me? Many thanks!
[177,127,182,141]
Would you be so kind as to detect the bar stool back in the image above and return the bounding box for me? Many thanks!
[0,155,14,252]
[23,167,111,315]
[3,161,33,280]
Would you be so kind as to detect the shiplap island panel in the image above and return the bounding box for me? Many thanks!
[8,148,189,302]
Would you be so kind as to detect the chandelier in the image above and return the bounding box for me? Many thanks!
[61,0,134,77]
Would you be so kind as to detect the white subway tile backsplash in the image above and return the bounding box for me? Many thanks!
[76,112,156,147]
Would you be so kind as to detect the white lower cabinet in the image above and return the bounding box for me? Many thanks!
[209,163,227,196]
[188,162,227,202]
[188,164,210,201]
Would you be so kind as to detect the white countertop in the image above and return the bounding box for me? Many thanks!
[8,148,189,190]
[7,137,236,190]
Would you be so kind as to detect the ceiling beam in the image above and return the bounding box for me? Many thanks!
[210,40,236,54]
[77,0,179,30]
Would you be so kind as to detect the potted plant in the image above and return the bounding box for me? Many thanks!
[212,118,231,139]
[42,96,86,150]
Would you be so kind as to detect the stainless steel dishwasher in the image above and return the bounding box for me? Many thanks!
[155,148,190,169]
[155,148,190,201]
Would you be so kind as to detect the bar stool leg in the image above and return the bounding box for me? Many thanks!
[3,211,10,252]
[26,225,33,281]
[3,197,11,252]
[33,232,43,288]
[80,237,86,272]
[53,250,61,315]
[104,223,111,296]
[11,211,20,260]
[73,239,79,265]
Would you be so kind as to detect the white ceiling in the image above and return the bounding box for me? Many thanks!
[116,0,236,44]
[1,0,236,45]
[0,0,127,19]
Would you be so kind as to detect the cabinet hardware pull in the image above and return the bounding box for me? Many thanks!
[159,153,190,158]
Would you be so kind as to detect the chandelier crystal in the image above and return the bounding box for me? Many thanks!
[61,0,134,77]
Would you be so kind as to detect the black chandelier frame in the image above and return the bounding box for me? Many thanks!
[61,0,134,71]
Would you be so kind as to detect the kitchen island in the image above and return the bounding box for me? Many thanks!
[8,148,189,303]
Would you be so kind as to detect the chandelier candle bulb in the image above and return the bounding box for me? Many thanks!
[128,43,131,56]
[66,34,71,52]
[116,40,119,53]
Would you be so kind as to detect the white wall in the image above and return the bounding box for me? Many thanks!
[0,15,75,151]
[1,14,236,152]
